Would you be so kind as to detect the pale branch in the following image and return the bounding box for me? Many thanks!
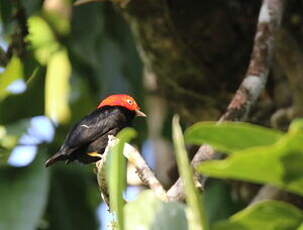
[121,139,168,201]
[96,135,168,205]
[168,0,285,201]
[249,185,283,205]
[220,0,284,122]
[74,0,129,7]
[167,145,217,201]
[74,0,104,6]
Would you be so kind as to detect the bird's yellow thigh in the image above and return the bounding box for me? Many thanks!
[87,152,102,158]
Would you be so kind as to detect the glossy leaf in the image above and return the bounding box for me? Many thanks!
[125,190,188,230]
[185,122,283,153]
[198,132,303,196]
[213,200,303,230]
[0,150,49,230]
[107,128,137,230]
[172,115,208,230]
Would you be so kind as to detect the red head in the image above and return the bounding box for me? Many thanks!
[97,94,146,117]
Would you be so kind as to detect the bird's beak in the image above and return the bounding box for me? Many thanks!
[135,110,147,117]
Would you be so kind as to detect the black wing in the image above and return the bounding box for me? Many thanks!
[64,106,131,149]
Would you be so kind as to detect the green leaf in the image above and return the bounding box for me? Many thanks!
[198,132,303,196]
[172,115,209,230]
[45,49,71,123]
[0,150,49,230]
[107,128,137,230]
[27,16,60,65]
[213,200,303,230]
[0,56,24,100]
[125,190,188,230]
[185,122,283,153]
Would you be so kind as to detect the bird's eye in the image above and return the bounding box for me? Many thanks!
[127,99,133,104]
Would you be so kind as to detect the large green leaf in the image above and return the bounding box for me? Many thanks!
[0,150,49,230]
[45,49,71,123]
[125,190,188,230]
[213,200,303,230]
[198,132,303,196]
[107,128,137,230]
[172,115,209,230]
[185,122,283,153]
[0,56,24,101]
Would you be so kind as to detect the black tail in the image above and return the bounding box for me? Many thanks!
[45,152,67,167]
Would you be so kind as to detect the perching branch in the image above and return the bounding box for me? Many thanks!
[96,135,168,205]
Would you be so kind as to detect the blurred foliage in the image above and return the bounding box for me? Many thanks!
[0,1,302,230]
[124,190,188,230]
[106,128,137,230]
[0,1,143,229]
[0,151,49,230]
[213,200,303,230]
[0,119,30,164]
[0,56,23,100]
[172,115,208,230]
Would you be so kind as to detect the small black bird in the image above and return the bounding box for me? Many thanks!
[45,94,146,167]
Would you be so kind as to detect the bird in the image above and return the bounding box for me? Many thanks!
[45,94,146,167]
